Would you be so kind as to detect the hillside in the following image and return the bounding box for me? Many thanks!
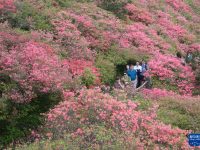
[0,0,200,149]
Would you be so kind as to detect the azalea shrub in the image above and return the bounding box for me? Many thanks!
[142,88,176,100]
[0,0,16,15]
[147,53,195,95]
[17,88,194,150]
[0,24,99,147]
[95,54,116,84]
[123,3,153,24]
[156,95,200,132]
[0,24,100,103]
[1,0,200,148]
[165,0,191,13]
[0,94,61,147]
[81,67,100,88]
[98,0,131,18]
[1,0,54,31]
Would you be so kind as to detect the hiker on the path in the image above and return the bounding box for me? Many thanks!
[141,60,149,75]
[185,51,192,64]
[134,62,142,88]
[126,65,130,71]
[121,71,131,85]
[187,51,192,59]
[141,60,149,85]
[113,77,124,89]
[127,65,137,89]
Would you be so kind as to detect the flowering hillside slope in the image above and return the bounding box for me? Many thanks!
[0,0,200,149]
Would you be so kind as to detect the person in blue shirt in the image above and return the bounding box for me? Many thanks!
[185,51,192,64]
[187,51,192,59]
[127,65,137,89]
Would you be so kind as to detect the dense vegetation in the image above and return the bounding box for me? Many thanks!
[0,0,200,149]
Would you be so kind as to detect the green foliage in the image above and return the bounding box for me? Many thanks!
[150,76,179,93]
[95,54,116,84]
[81,68,97,87]
[179,35,193,44]
[107,45,134,65]
[99,0,132,19]
[54,0,74,8]
[135,98,152,111]
[168,46,177,55]
[182,12,192,20]
[0,94,60,148]
[14,125,132,150]
[2,0,55,31]
[157,109,193,130]
[158,5,166,11]
[156,97,200,132]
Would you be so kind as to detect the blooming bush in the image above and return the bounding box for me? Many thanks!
[0,25,99,103]
[165,0,191,13]
[147,53,195,95]
[23,88,193,149]
[0,0,16,14]
[123,3,153,24]
[142,88,176,100]
[154,95,200,134]
[1,0,200,148]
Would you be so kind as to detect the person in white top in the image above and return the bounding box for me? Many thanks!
[134,62,142,88]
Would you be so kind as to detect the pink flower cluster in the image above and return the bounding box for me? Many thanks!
[165,0,191,13]
[157,13,193,44]
[123,3,153,24]
[143,88,176,99]
[148,53,195,95]
[37,88,192,149]
[0,0,16,12]
[0,25,99,103]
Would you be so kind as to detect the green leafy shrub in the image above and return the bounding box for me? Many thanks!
[14,126,133,150]
[54,0,75,8]
[150,76,179,93]
[95,54,116,84]
[81,68,98,87]
[156,96,200,132]
[183,12,192,20]
[2,0,54,31]
[99,0,132,19]
[0,94,60,148]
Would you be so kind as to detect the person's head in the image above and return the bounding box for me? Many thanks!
[126,65,129,70]
[116,76,120,83]
[136,62,139,66]
[187,51,190,56]
[142,60,145,65]
[130,65,134,71]
[124,71,127,76]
